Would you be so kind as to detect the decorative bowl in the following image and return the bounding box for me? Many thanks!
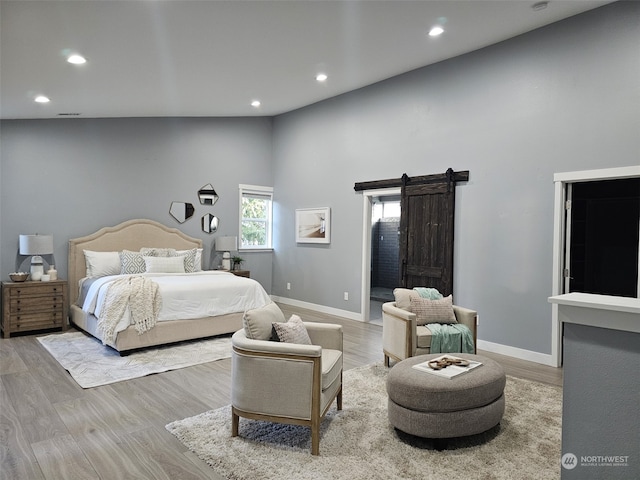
[9,272,29,282]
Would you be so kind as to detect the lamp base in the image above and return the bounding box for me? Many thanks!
[30,256,44,281]
[222,252,231,271]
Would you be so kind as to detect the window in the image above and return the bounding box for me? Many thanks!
[239,184,273,250]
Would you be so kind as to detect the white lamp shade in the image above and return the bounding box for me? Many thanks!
[19,234,54,255]
[215,236,237,252]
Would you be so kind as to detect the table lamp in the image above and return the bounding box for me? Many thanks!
[19,234,54,281]
[215,236,237,271]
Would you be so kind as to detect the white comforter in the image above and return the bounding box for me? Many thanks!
[81,271,271,336]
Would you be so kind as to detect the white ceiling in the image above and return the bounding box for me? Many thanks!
[0,0,614,119]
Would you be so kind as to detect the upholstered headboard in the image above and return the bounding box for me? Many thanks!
[68,219,203,305]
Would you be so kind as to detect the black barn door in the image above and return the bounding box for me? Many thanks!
[399,171,457,295]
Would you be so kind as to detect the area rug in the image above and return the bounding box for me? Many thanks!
[38,331,232,388]
[166,363,562,480]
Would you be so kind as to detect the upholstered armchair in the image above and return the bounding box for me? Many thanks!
[382,288,478,366]
[231,303,343,456]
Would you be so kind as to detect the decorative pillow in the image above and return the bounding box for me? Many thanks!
[143,255,185,274]
[409,295,457,325]
[272,315,312,345]
[243,302,286,340]
[120,250,146,275]
[393,288,420,311]
[171,248,197,273]
[83,250,121,277]
[176,248,203,271]
[140,247,176,257]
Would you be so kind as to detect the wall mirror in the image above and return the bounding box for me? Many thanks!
[202,213,219,234]
[198,184,219,206]
[169,201,195,223]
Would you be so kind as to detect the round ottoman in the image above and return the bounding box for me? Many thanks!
[386,354,506,440]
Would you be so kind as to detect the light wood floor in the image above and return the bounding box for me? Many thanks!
[0,304,562,480]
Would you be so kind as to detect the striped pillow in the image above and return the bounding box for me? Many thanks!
[409,295,457,325]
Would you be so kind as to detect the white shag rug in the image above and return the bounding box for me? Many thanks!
[38,331,232,388]
[166,363,562,480]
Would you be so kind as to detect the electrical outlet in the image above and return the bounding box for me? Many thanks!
[344,292,349,301]
[287,282,291,290]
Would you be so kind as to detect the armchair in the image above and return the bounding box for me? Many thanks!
[231,321,343,455]
[382,298,478,367]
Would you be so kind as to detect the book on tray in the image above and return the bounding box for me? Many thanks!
[412,355,482,378]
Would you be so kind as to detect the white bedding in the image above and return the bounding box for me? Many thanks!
[81,271,271,337]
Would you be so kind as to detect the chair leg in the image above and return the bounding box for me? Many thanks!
[231,409,239,437]
[384,354,390,367]
[337,386,343,411]
[311,420,320,455]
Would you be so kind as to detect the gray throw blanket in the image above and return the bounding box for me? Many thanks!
[97,276,162,345]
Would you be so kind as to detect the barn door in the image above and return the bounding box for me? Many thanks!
[399,169,457,295]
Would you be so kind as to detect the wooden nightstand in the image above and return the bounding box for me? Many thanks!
[1,280,68,338]
[229,270,250,278]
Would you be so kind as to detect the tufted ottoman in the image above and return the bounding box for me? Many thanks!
[386,354,506,442]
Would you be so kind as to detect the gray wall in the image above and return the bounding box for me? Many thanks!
[270,2,640,355]
[0,117,275,292]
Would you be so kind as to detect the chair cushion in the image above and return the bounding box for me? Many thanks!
[243,302,286,340]
[416,325,433,349]
[410,295,457,325]
[321,349,343,391]
[393,288,420,311]
[272,315,312,345]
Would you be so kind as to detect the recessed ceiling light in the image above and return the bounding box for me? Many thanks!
[34,95,50,103]
[251,100,261,108]
[316,73,328,82]
[67,54,87,65]
[428,26,444,37]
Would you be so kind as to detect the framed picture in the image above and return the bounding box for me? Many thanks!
[296,207,331,244]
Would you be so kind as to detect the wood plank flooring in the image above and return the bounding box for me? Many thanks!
[0,304,562,480]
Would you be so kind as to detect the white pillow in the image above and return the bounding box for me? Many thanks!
[83,250,121,277]
[143,255,185,274]
[175,248,203,271]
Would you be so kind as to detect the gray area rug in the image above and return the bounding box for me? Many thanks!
[38,331,232,388]
[166,363,562,480]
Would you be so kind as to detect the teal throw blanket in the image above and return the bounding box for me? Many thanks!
[413,287,443,300]
[427,323,475,354]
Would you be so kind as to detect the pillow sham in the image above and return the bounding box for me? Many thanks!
[120,250,146,275]
[243,302,286,340]
[272,315,312,345]
[176,248,203,271]
[143,255,185,274]
[409,294,457,325]
[83,250,121,278]
[140,247,176,257]
[171,248,197,273]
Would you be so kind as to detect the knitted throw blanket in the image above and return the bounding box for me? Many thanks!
[97,276,162,345]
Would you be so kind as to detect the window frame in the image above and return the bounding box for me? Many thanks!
[238,184,273,251]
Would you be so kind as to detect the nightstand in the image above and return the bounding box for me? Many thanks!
[1,280,68,338]
[229,270,250,278]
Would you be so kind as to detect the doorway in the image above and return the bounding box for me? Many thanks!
[369,196,401,324]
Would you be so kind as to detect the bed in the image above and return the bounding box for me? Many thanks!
[68,218,270,353]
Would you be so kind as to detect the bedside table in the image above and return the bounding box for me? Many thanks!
[1,280,68,338]
[229,270,250,278]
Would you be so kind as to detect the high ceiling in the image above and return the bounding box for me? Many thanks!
[0,0,614,119]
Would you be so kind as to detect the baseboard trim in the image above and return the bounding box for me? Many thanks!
[477,339,556,367]
[270,295,363,322]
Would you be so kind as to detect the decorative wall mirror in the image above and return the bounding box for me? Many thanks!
[201,213,219,234]
[198,184,219,206]
[169,201,195,223]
